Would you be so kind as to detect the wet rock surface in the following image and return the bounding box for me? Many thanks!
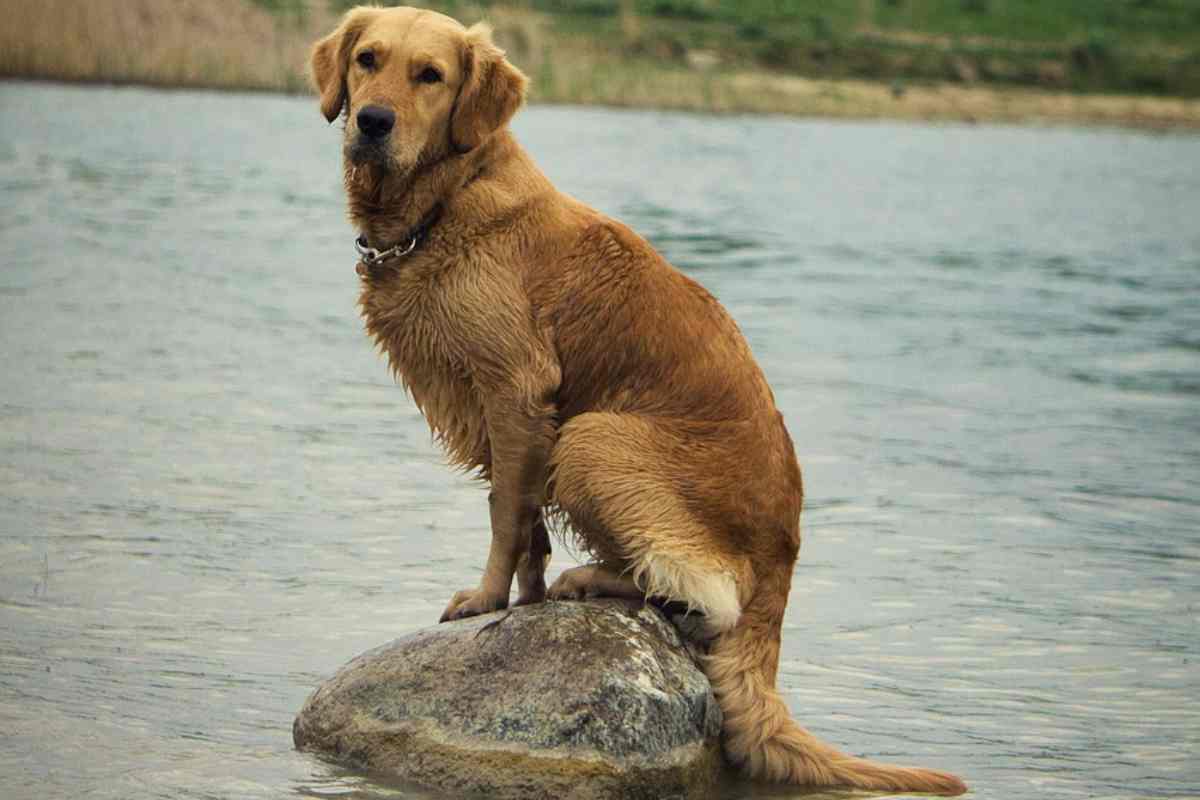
[293,599,723,800]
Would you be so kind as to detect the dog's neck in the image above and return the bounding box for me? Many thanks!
[345,130,533,249]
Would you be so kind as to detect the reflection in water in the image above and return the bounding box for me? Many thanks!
[1,82,1199,800]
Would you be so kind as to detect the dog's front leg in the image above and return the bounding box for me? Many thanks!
[439,390,556,623]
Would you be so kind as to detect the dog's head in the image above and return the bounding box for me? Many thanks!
[310,6,527,174]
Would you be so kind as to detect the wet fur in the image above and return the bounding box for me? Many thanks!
[312,6,966,795]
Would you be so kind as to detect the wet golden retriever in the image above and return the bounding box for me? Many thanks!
[311,6,965,795]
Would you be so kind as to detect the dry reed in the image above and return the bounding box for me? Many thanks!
[0,0,331,92]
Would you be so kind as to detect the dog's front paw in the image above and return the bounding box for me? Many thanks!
[438,587,509,623]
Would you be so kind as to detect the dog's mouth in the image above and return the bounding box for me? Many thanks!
[346,137,395,171]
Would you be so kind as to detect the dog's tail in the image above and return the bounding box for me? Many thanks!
[703,579,967,796]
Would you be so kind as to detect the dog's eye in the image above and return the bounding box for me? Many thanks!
[416,66,442,84]
[356,51,375,70]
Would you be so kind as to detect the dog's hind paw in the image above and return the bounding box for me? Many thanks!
[548,565,644,602]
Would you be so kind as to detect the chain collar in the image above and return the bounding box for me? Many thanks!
[354,203,444,275]
[355,232,417,267]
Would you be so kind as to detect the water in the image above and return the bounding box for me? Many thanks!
[1,80,1198,800]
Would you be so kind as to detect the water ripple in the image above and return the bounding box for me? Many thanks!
[1,81,1199,800]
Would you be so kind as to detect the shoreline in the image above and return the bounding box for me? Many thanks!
[5,74,1199,134]
[2,0,1198,134]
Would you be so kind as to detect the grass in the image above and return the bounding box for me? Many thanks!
[2,0,1199,130]
[870,0,1200,46]
[452,0,1200,97]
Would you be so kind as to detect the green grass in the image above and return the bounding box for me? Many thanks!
[873,0,1200,46]
[461,0,1200,45]
[411,0,1200,97]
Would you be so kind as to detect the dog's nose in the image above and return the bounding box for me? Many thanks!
[357,105,395,140]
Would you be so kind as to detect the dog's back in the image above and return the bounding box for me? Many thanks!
[532,216,774,422]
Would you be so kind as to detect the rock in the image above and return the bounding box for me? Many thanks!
[293,599,723,800]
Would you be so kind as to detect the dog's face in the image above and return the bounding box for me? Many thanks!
[311,6,527,175]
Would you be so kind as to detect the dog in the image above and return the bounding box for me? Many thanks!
[311,7,966,795]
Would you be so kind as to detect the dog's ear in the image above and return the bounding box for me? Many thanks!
[310,7,378,123]
[450,24,528,152]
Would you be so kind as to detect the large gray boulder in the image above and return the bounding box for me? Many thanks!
[293,599,723,800]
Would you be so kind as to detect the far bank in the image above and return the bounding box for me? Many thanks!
[1,0,1198,131]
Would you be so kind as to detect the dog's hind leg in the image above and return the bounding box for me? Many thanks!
[548,412,750,635]
[549,413,965,795]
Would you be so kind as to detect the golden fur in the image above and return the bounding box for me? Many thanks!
[311,6,966,795]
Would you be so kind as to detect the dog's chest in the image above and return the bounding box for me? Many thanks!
[361,278,491,475]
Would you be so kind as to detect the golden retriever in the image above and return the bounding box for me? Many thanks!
[311,6,965,795]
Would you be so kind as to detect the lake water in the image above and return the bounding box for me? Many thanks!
[1,80,1198,800]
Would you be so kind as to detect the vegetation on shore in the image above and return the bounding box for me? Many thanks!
[442,0,1200,98]
[2,0,1199,130]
